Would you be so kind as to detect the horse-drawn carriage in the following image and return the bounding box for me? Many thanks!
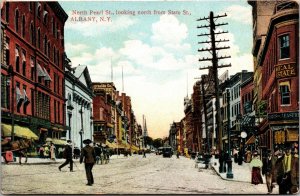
[1,137,33,164]
[1,123,39,164]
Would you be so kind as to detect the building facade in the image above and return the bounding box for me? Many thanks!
[1,2,68,146]
[65,61,94,148]
[255,1,299,151]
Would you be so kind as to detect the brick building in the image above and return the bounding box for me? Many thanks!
[1,2,68,145]
[255,1,299,150]
[92,82,115,144]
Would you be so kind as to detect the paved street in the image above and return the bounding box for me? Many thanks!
[1,154,271,194]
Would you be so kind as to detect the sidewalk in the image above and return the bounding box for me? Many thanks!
[1,157,67,165]
[196,156,265,183]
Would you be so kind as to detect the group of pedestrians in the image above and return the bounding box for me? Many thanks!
[38,143,56,160]
[247,144,299,194]
[58,139,97,186]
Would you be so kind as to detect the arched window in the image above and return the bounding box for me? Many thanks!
[68,94,72,106]
[43,10,48,24]
[37,3,41,18]
[57,50,60,67]
[47,42,50,57]
[37,28,41,48]
[43,35,47,54]
[22,15,25,37]
[30,22,34,45]
[5,2,9,22]
[52,18,54,34]
[15,47,20,73]
[15,9,19,33]
[53,46,56,63]
[22,51,26,76]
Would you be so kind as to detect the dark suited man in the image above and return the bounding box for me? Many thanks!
[80,139,96,186]
[58,140,73,172]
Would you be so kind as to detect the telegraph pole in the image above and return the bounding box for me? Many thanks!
[197,11,231,151]
[201,75,209,154]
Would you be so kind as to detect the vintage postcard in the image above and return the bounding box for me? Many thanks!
[1,0,299,194]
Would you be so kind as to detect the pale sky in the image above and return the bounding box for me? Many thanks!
[60,1,254,139]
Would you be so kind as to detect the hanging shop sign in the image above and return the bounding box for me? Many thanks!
[275,63,297,79]
[268,111,299,121]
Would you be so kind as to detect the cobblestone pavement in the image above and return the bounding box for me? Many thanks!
[1,154,271,194]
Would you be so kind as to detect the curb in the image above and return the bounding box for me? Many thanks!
[210,164,251,184]
[2,161,62,165]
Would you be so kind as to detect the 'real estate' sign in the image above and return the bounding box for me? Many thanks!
[275,63,297,79]
[268,111,299,121]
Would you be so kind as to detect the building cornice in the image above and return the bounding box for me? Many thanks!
[257,8,299,66]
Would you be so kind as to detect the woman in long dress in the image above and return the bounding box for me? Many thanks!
[250,151,263,185]
[50,143,56,161]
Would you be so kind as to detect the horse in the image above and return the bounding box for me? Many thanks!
[1,138,32,164]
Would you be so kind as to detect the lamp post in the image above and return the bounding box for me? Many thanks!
[8,65,15,142]
[240,131,247,165]
[226,88,233,178]
[79,105,84,148]
[79,129,83,149]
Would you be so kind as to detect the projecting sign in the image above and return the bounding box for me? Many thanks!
[275,63,297,79]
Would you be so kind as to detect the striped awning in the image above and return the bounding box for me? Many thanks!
[51,139,67,145]
[105,140,118,149]
[131,145,139,151]
[1,124,38,140]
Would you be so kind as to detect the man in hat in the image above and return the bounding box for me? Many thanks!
[262,149,278,194]
[80,139,96,186]
[276,144,299,194]
[58,140,73,172]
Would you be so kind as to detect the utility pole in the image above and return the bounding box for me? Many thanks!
[201,75,209,154]
[197,11,231,151]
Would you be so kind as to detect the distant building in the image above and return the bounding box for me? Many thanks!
[92,82,116,144]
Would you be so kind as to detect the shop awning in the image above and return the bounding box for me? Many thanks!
[131,145,139,151]
[51,138,67,145]
[105,140,118,149]
[107,123,114,128]
[245,135,255,145]
[286,129,299,142]
[117,143,127,149]
[1,124,38,140]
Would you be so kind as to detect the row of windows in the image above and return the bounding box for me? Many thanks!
[2,2,63,45]
[263,34,291,87]
[5,40,64,95]
[242,90,254,106]
[36,91,50,120]
[2,3,63,69]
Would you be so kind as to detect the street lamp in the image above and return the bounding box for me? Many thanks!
[79,129,83,148]
[240,131,247,165]
[7,65,15,142]
[226,88,233,178]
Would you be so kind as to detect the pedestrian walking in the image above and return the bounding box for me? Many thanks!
[245,148,252,163]
[94,144,102,165]
[50,142,56,161]
[44,144,50,159]
[262,149,278,194]
[142,149,146,158]
[276,144,299,194]
[39,145,45,158]
[80,139,96,186]
[250,151,263,185]
[58,140,73,172]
